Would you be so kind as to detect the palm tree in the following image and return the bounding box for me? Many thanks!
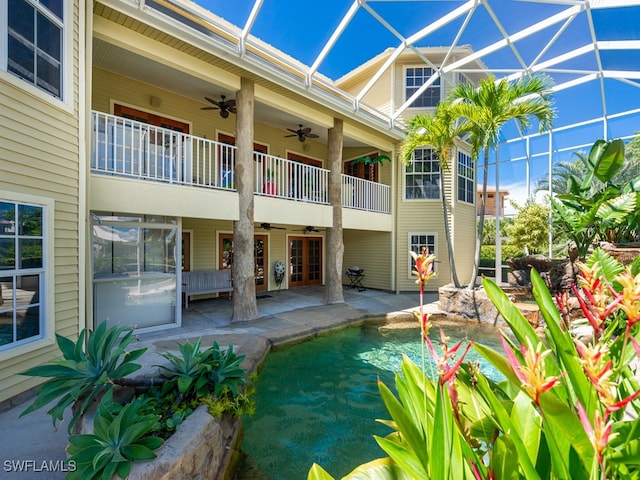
[450,75,555,289]
[535,152,590,195]
[400,100,470,288]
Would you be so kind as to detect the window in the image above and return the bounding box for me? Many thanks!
[0,200,44,351]
[92,213,178,331]
[5,0,64,99]
[405,67,441,108]
[457,151,474,204]
[405,148,440,200]
[409,233,436,278]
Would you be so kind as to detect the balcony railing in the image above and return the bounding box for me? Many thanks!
[254,152,329,204]
[342,174,390,213]
[91,111,390,212]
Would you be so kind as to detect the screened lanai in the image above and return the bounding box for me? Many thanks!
[163,0,640,203]
[146,0,639,278]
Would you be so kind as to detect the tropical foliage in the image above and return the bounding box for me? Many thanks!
[450,75,555,288]
[551,138,640,259]
[399,100,471,287]
[66,392,163,480]
[20,324,253,478]
[308,249,640,479]
[20,323,147,432]
[506,200,551,254]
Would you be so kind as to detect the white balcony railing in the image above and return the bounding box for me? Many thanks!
[91,111,390,212]
[342,174,391,213]
[254,152,329,204]
[91,111,235,190]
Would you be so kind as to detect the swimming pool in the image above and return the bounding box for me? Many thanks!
[240,321,504,479]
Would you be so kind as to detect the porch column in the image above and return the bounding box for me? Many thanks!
[232,77,259,322]
[324,118,345,304]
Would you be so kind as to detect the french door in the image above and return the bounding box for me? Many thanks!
[219,234,268,291]
[288,237,322,287]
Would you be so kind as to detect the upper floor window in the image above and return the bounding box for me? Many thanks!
[0,200,45,351]
[5,0,64,99]
[405,67,441,108]
[405,148,440,200]
[457,151,475,204]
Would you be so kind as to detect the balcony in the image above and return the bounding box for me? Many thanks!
[91,111,390,213]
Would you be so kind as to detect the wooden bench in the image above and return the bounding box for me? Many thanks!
[182,269,233,308]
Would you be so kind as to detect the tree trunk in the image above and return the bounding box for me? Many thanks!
[324,118,345,304]
[440,165,460,287]
[467,148,490,289]
[232,78,259,322]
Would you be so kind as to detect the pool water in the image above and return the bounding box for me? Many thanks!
[241,322,504,479]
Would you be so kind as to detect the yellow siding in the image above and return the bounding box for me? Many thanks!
[343,230,393,290]
[0,2,81,403]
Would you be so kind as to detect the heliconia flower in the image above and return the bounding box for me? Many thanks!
[410,248,436,287]
[413,310,431,340]
[614,268,640,327]
[501,335,563,405]
[577,402,617,466]
[575,340,618,406]
[571,285,603,338]
[426,330,472,386]
[574,262,621,327]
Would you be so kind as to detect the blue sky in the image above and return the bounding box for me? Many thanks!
[193,1,640,212]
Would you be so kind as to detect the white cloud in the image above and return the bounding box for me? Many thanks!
[500,181,550,216]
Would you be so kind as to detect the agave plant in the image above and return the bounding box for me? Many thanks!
[66,392,163,480]
[20,323,147,432]
[157,339,249,399]
[208,341,249,396]
[156,337,213,398]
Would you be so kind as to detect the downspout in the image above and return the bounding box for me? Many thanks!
[80,0,91,332]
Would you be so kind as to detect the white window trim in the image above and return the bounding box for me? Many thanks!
[0,191,55,362]
[0,0,73,113]
[403,147,441,202]
[403,64,442,110]
[457,149,475,205]
[407,232,438,280]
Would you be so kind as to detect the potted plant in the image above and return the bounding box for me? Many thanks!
[264,168,276,196]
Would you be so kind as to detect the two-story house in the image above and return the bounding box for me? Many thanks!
[0,1,480,404]
[337,47,486,291]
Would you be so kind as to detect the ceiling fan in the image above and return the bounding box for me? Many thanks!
[285,124,319,142]
[201,95,236,118]
[259,223,286,230]
[296,226,324,233]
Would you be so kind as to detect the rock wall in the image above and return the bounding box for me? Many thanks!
[507,255,578,294]
[438,285,511,325]
[128,405,240,480]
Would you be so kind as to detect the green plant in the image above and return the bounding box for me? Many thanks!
[450,74,555,289]
[157,339,250,399]
[66,392,163,480]
[209,341,250,396]
[552,138,639,258]
[20,323,147,432]
[202,377,256,418]
[156,337,213,399]
[400,102,470,288]
[309,249,640,479]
